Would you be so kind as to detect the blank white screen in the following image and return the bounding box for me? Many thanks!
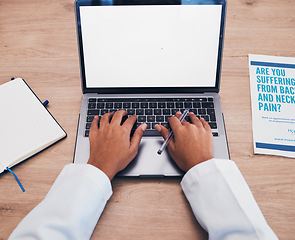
[80,5,222,88]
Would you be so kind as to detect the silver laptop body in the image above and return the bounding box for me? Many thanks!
[74,0,229,177]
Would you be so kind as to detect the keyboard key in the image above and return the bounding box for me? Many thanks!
[191,109,198,114]
[161,122,170,129]
[184,102,192,108]
[207,108,216,121]
[163,109,170,115]
[106,102,113,108]
[101,109,108,115]
[154,109,162,115]
[132,102,139,108]
[209,122,217,129]
[198,109,206,115]
[88,103,96,109]
[176,102,183,108]
[143,130,161,136]
[167,102,174,108]
[88,98,96,102]
[138,116,146,122]
[97,102,105,108]
[164,115,171,122]
[212,132,218,137]
[145,109,153,115]
[85,130,89,137]
[87,110,99,115]
[86,123,91,129]
[132,122,141,130]
[147,116,155,122]
[156,116,164,122]
[141,102,148,108]
[127,109,136,115]
[158,102,166,108]
[123,102,131,108]
[87,116,94,122]
[193,102,201,108]
[149,102,157,108]
[152,122,159,128]
[114,102,122,108]
[202,102,214,108]
[136,109,144,115]
[200,115,209,122]
[172,109,179,115]
[208,97,214,102]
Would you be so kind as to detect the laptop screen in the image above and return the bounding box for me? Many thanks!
[76,0,226,93]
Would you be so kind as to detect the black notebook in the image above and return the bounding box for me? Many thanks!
[0,78,67,174]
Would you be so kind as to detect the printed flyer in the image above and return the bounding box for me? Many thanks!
[249,54,295,158]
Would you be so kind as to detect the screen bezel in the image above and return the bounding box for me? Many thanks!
[75,0,226,94]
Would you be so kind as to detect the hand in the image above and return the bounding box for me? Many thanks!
[155,112,213,172]
[87,110,147,180]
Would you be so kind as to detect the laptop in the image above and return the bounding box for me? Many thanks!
[73,0,230,176]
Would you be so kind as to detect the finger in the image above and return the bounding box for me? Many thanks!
[189,112,203,127]
[122,114,137,130]
[90,115,99,132]
[175,111,189,125]
[154,124,170,140]
[100,112,113,126]
[200,117,212,131]
[155,124,176,150]
[130,123,147,152]
[110,110,127,125]
[175,111,182,119]
[168,115,182,130]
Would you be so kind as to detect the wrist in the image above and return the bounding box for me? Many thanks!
[184,157,213,172]
[87,158,116,181]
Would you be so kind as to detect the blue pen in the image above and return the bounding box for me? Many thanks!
[157,108,190,155]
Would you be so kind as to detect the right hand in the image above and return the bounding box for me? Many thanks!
[155,112,214,172]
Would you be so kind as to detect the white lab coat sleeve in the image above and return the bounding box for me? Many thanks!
[9,163,112,240]
[181,158,278,240]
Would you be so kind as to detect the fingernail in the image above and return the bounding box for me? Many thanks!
[155,125,161,132]
[94,116,98,119]
[141,124,147,132]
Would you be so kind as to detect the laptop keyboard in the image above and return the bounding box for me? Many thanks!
[84,98,218,137]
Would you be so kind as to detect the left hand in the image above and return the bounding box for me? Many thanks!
[87,110,147,180]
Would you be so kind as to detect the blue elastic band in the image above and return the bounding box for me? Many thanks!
[6,167,25,192]
[42,100,49,107]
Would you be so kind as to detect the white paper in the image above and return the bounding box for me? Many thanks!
[0,78,66,173]
[249,54,295,158]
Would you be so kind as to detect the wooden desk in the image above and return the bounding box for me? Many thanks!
[0,0,294,239]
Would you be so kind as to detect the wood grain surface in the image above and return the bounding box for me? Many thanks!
[0,0,295,239]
